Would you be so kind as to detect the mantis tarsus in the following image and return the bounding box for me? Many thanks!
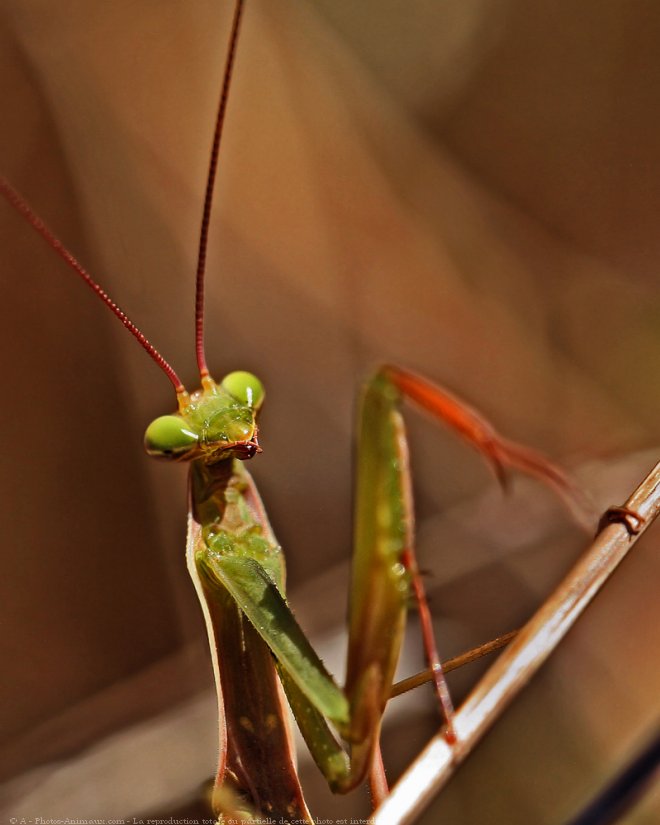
[3,1,656,824]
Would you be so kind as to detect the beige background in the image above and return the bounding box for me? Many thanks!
[1,1,659,822]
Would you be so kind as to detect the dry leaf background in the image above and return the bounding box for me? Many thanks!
[1,2,659,822]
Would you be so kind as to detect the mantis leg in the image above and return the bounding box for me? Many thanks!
[342,365,591,790]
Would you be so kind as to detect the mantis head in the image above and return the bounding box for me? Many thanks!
[144,370,265,463]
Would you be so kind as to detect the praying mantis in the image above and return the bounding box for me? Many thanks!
[0,0,584,813]
[3,1,660,824]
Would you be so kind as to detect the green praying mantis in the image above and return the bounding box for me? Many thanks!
[0,1,605,821]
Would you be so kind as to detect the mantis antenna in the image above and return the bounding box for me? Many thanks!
[0,0,246,399]
[194,0,245,379]
[0,175,186,396]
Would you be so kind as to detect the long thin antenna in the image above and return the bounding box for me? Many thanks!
[0,175,186,395]
[194,0,245,379]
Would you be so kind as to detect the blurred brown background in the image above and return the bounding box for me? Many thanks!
[1,1,659,822]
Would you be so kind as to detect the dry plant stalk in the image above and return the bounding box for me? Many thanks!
[375,460,660,825]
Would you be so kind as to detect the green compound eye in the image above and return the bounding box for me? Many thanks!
[221,371,265,410]
[144,415,199,457]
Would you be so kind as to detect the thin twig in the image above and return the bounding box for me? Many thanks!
[375,460,660,825]
[390,630,519,698]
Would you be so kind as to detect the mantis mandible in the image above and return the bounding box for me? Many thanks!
[0,1,591,820]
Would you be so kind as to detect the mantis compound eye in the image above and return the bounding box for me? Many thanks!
[221,370,265,410]
[144,415,199,458]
